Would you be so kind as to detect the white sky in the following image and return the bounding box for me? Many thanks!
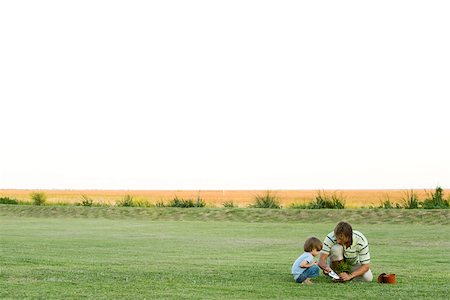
[1,1,449,190]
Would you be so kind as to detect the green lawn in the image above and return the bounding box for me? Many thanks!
[1,207,449,299]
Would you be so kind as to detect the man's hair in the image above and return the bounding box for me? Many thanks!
[304,236,323,252]
[334,221,353,239]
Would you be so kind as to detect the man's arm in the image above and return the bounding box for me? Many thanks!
[318,252,331,274]
[339,263,370,281]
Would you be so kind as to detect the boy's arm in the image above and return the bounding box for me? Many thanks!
[300,259,316,268]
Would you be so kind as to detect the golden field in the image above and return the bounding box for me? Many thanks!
[1,189,448,208]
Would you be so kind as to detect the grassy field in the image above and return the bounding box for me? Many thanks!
[1,206,449,299]
[1,189,448,208]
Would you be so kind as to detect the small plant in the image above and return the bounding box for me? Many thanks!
[288,202,308,209]
[402,189,420,209]
[155,200,165,207]
[51,201,71,206]
[78,195,94,207]
[223,201,236,208]
[0,197,19,205]
[133,198,155,207]
[423,186,449,209]
[196,192,204,208]
[379,199,394,209]
[307,191,345,209]
[249,191,281,209]
[31,192,47,206]
[169,197,192,207]
[335,258,354,274]
[167,197,206,208]
[116,195,135,207]
[378,194,401,209]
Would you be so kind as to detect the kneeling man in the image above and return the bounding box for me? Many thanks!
[318,221,373,282]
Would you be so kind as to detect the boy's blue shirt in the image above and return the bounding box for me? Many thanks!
[291,252,314,279]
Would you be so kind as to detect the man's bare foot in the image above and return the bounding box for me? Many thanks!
[302,278,313,285]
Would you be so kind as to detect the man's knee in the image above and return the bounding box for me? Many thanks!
[330,244,344,262]
[361,269,373,282]
[351,265,373,282]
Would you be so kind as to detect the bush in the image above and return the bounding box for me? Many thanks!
[78,195,94,207]
[378,200,399,209]
[31,192,47,206]
[288,202,308,209]
[133,198,155,207]
[0,197,19,205]
[195,195,206,207]
[307,191,345,209]
[249,191,281,209]
[376,193,401,209]
[167,197,205,208]
[155,200,165,207]
[116,195,135,207]
[223,201,236,208]
[423,187,449,209]
[402,190,420,209]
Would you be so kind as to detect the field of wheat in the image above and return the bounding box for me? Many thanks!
[1,189,448,208]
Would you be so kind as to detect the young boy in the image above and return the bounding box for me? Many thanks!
[291,236,323,284]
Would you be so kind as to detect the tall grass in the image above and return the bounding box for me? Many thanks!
[78,195,94,207]
[2,188,448,209]
[375,192,405,209]
[0,197,19,205]
[249,191,281,209]
[222,201,236,208]
[288,202,308,209]
[133,198,155,207]
[423,186,449,209]
[167,196,206,208]
[402,189,420,209]
[116,195,135,207]
[30,192,46,206]
[307,190,345,209]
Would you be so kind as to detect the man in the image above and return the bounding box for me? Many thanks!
[318,221,373,282]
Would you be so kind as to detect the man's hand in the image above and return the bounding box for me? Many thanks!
[322,266,331,275]
[339,272,353,281]
[318,252,331,274]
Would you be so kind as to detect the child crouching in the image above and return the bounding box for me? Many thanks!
[291,236,323,284]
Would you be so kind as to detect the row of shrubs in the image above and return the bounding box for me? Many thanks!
[115,195,207,208]
[1,187,448,209]
[246,188,449,209]
[246,190,346,209]
[0,192,48,206]
[0,194,207,208]
[376,187,449,209]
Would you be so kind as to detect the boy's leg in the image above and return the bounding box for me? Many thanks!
[350,264,373,282]
[296,265,320,283]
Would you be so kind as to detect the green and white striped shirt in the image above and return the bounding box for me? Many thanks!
[322,230,371,265]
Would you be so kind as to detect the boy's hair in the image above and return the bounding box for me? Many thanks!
[334,221,353,239]
[304,237,323,252]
